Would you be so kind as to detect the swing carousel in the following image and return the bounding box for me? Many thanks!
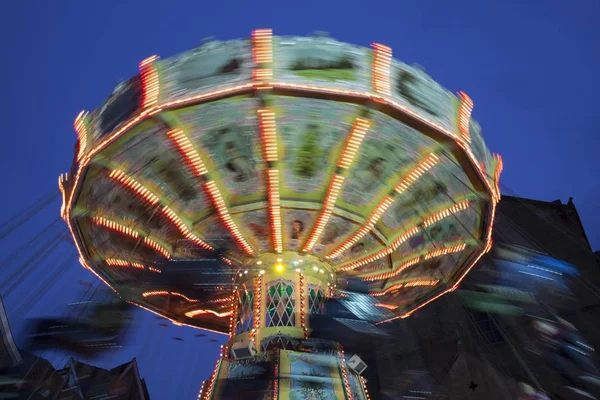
[58,29,502,399]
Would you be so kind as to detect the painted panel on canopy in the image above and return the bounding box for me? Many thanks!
[350,257,390,276]
[193,214,239,256]
[237,208,271,252]
[282,208,319,252]
[380,152,479,235]
[171,96,266,206]
[326,228,382,264]
[389,60,459,135]
[275,96,361,200]
[273,36,371,92]
[391,200,482,260]
[339,110,437,216]
[92,119,212,220]
[159,39,252,101]
[278,350,345,400]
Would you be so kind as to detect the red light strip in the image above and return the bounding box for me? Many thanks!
[251,29,273,64]
[372,43,392,96]
[457,91,473,143]
[143,237,171,258]
[394,153,440,194]
[74,111,89,162]
[166,128,208,177]
[58,173,69,220]
[302,174,346,252]
[423,242,467,260]
[92,216,139,239]
[337,118,371,169]
[139,55,160,109]
[362,256,421,281]
[109,169,160,205]
[203,180,255,255]
[422,199,470,227]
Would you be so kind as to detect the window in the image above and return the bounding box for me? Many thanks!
[266,280,296,327]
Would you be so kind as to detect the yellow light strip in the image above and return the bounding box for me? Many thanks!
[394,153,440,194]
[302,174,346,252]
[457,91,473,143]
[362,256,421,281]
[92,216,139,239]
[74,111,89,162]
[139,55,160,109]
[203,180,255,255]
[337,118,371,169]
[252,29,273,64]
[422,199,470,227]
[328,153,439,260]
[166,128,208,177]
[371,43,392,96]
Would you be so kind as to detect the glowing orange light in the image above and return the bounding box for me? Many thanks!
[252,275,262,344]
[423,242,467,260]
[302,174,346,252]
[337,118,371,170]
[338,347,354,400]
[267,169,282,252]
[161,206,213,251]
[422,199,470,227]
[203,180,255,255]
[143,291,198,302]
[375,302,398,310]
[74,111,89,162]
[139,55,160,109]
[394,153,440,194]
[109,169,160,205]
[493,154,503,200]
[372,43,392,96]
[166,128,208,177]
[185,309,233,318]
[362,256,421,281]
[92,216,139,239]
[58,173,69,220]
[457,91,473,143]
[251,29,273,64]
[252,68,273,80]
[258,110,278,162]
[143,237,171,259]
[404,279,440,287]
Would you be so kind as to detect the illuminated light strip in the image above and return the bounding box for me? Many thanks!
[203,180,255,255]
[92,216,139,239]
[371,43,392,96]
[493,154,503,200]
[143,237,171,258]
[404,279,440,287]
[338,225,419,272]
[422,199,470,227]
[148,266,162,274]
[457,91,473,143]
[104,258,161,273]
[207,296,233,304]
[375,302,398,310]
[328,153,438,260]
[338,346,354,400]
[299,273,307,338]
[106,258,130,267]
[251,275,262,346]
[362,256,421,282]
[273,349,280,400]
[142,291,199,303]
[258,109,282,253]
[166,128,208,177]
[58,173,69,220]
[337,118,371,169]
[423,242,467,260]
[251,29,273,64]
[161,207,213,250]
[302,174,346,252]
[361,376,372,400]
[203,358,221,400]
[185,309,233,318]
[228,289,238,341]
[394,153,440,194]
[266,169,282,252]
[139,55,160,109]
[108,168,213,251]
[78,257,117,293]
[369,279,440,297]
[74,111,89,162]
[252,68,273,80]
[109,169,160,205]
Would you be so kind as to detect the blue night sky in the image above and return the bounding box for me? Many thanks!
[1,1,599,399]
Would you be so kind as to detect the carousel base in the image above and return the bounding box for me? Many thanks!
[199,339,370,400]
